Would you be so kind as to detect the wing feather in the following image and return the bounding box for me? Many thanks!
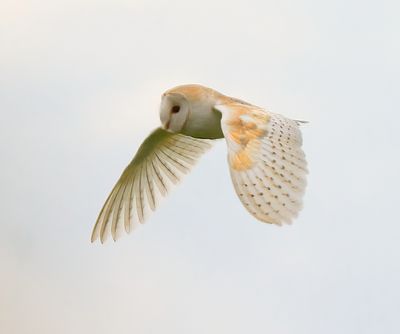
[98,182,123,242]
[111,178,129,240]
[135,164,145,224]
[154,151,181,183]
[158,147,190,173]
[149,159,168,196]
[162,145,197,165]
[143,160,156,211]
[216,102,308,226]
[123,176,135,233]
[91,127,212,243]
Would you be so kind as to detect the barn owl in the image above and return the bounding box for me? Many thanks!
[92,84,308,243]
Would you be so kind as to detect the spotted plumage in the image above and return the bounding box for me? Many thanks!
[218,103,307,225]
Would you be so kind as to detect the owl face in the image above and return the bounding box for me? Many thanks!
[159,93,190,133]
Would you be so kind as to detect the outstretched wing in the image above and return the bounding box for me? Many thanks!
[92,127,212,243]
[216,102,308,225]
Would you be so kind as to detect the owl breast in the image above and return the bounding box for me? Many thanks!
[181,107,224,139]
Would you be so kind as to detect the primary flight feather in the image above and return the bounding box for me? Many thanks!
[92,84,308,243]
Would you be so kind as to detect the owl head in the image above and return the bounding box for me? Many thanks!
[159,84,224,136]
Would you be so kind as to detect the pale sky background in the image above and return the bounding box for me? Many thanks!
[1,0,399,333]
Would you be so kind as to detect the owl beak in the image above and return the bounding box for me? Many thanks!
[164,119,171,130]
[161,114,173,132]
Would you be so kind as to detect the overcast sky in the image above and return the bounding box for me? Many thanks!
[1,0,399,333]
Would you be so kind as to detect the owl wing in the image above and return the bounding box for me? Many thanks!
[216,102,308,225]
[91,127,212,243]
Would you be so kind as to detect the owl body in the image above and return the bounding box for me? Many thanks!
[92,84,308,243]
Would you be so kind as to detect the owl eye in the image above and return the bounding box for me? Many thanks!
[171,105,180,114]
